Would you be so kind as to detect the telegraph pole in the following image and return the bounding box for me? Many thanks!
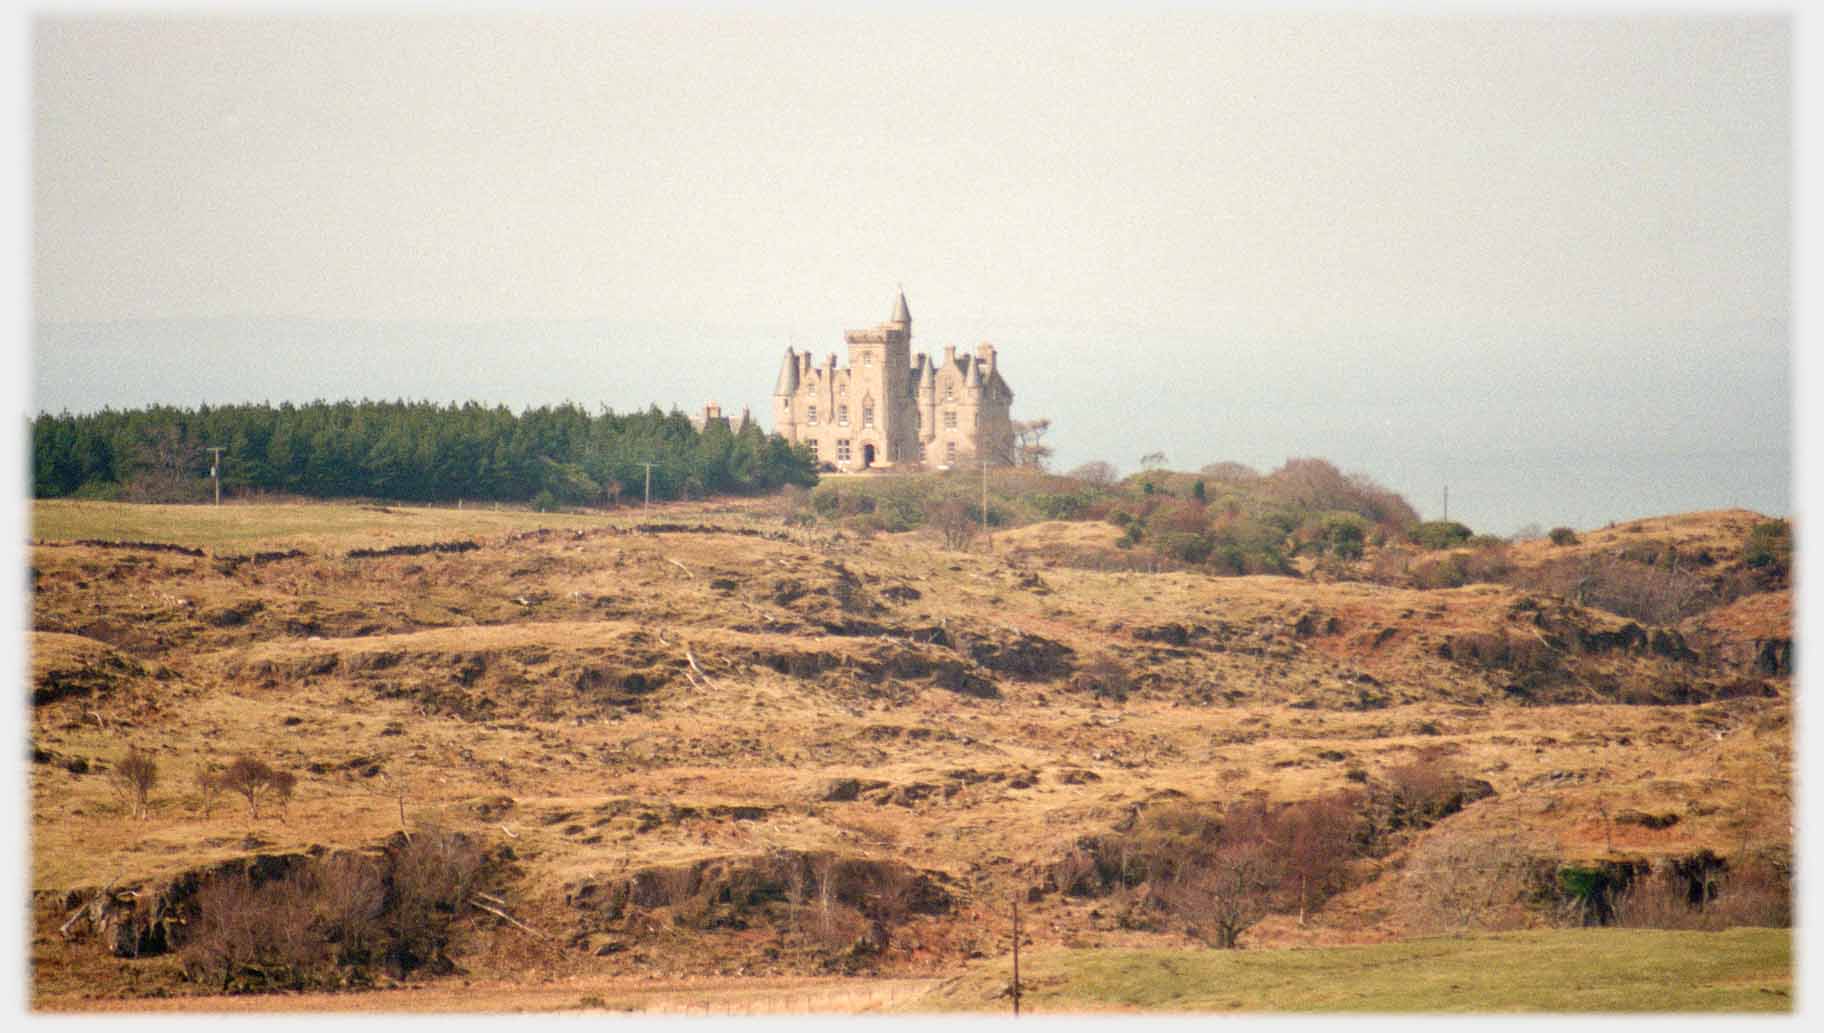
[642,463,655,511]
[981,452,990,553]
[205,447,226,506]
[1011,894,1023,1017]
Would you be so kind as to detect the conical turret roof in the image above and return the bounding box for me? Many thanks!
[774,347,799,395]
[891,290,911,326]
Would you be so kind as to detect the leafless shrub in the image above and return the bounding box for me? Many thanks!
[1261,458,1419,532]
[775,484,814,527]
[928,497,979,551]
[182,869,327,990]
[390,824,486,967]
[1399,830,1540,935]
[1613,853,1791,931]
[1509,554,1714,624]
[1074,653,1134,702]
[110,745,158,819]
[780,852,808,930]
[1383,756,1465,828]
[1069,461,1120,486]
[1198,461,1260,484]
[862,864,917,950]
[1052,847,1098,897]
[314,853,387,966]
[1411,554,1469,589]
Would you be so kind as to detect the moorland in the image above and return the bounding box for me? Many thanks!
[24,462,1793,1013]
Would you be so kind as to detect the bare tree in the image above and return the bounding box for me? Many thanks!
[110,745,159,820]
[194,764,223,819]
[1199,461,1260,483]
[1067,460,1119,487]
[273,769,299,821]
[1156,800,1285,948]
[1011,418,1054,470]
[218,755,279,820]
[1279,793,1361,924]
[1139,451,1167,472]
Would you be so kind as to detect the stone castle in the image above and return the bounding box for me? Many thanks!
[771,291,1014,471]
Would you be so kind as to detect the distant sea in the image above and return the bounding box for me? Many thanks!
[32,316,1790,537]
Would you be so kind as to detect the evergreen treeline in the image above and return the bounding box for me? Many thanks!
[30,400,818,506]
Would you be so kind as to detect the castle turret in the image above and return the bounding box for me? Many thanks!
[891,289,911,328]
[774,347,800,395]
[773,348,800,438]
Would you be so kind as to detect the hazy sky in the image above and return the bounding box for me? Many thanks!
[25,12,1795,533]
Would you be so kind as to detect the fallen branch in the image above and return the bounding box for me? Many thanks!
[685,646,720,690]
[664,557,694,579]
[60,876,119,939]
[471,899,550,940]
[498,824,519,840]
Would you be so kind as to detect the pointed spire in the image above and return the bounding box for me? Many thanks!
[891,287,911,326]
[965,353,981,387]
[774,347,799,395]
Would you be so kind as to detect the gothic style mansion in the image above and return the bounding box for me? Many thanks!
[771,292,1014,471]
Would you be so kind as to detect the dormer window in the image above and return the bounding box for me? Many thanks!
[862,403,875,428]
[838,405,849,426]
[944,384,954,401]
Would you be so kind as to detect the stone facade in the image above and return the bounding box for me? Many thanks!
[771,292,1015,471]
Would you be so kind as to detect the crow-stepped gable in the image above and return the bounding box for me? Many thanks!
[771,291,1015,471]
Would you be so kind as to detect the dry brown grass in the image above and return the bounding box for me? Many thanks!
[26,499,1792,1005]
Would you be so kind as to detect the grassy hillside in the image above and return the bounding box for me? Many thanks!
[26,496,1791,1010]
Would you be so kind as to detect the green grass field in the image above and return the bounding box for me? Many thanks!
[910,928,1793,1013]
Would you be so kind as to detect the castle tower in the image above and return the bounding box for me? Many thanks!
[772,347,800,437]
[839,290,915,468]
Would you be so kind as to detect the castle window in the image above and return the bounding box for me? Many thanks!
[945,441,958,464]
[943,409,957,430]
[863,352,874,366]
[919,442,928,462]
[836,439,852,463]
[807,438,819,459]
[945,384,954,401]
[807,404,818,425]
[862,403,874,428]
[838,405,849,426]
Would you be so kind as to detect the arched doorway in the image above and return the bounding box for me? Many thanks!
[862,443,876,468]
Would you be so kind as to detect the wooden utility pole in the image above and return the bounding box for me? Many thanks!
[205,446,225,505]
[643,463,655,510]
[1011,894,1023,1017]
[981,452,991,553]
